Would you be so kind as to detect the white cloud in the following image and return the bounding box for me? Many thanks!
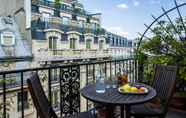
[133,0,140,6]
[117,3,129,9]
[107,27,129,37]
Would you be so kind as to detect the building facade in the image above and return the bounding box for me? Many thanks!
[106,32,133,59]
[0,0,134,66]
[31,0,108,65]
[30,0,134,65]
[0,0,135,118]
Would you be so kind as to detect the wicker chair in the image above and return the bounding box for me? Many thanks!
[27,73,95,118]
[130,64,177,118]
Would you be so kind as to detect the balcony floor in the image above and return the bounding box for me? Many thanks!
[166,109,186,118]
[111,108,186,118]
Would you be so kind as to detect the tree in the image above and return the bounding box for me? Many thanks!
[54,0,63,9]
[55,0,63,4]
[138,17,186,83]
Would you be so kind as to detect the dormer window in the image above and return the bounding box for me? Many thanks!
[0,32,15,46]
[62,17,70,25]
[72,14,77,20]
[41,13,50,22]
[92,23,96,30]
[86,17,90,23]
[79,20,84,28]
[54,10,60,17]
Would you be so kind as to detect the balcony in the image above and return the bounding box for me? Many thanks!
[48,49,112,59]
[31,19,105,36]
[0,58,186,118]
[1,1,186,117]
[0,58,136,117]
[31,0,91,18]
[34,49,112,63]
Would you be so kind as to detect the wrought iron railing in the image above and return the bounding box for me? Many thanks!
[48,49,112,58]
[31,20,105,36]
[0,58,138,118]
[31,0,89,17]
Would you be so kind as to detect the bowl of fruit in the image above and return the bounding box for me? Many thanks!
[118,84,149,95]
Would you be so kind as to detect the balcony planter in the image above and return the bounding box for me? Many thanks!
[54,0,62,9]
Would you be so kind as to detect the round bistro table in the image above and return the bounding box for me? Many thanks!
[81,83,157,118]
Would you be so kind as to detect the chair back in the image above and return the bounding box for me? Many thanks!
[152,65,177,108]
[27,73,58,118]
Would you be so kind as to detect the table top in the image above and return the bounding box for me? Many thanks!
[81,83,157,105]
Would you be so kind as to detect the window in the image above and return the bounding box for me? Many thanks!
[49,36,57,50]
[112,38,114,46]
[72,14,77,20]
[17,91,29,112]
[41,12,50,22]
[52,91,59,109]
[79,20,84,28]
[99,40,104,49]
[124,40,127,47]
[70,38,76,49]
[88,65,93,76]
[62,4,72,11]
[86,39,91,49]
[128,41,133,47]
[62,17,69,25]
[41,13,50,28]
[52,69,58,81]
[54,10,60,17]
[91,23,96,30]
[87,17,90,23]
[116,38,118,46]
[0,32,15,46]
[119,39,121,46]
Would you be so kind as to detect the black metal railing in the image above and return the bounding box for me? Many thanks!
[31,0,88,17]
[31,20,105,36]
[0,58,138,118]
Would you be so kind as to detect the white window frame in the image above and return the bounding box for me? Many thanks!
[0,32,15,46]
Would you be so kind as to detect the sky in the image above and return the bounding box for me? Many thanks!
[78,0,186,39]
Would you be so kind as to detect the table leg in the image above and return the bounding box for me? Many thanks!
[120,105,124,118]
[125,105,131,118]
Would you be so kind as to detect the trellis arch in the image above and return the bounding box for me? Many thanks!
[138,0,186,50]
